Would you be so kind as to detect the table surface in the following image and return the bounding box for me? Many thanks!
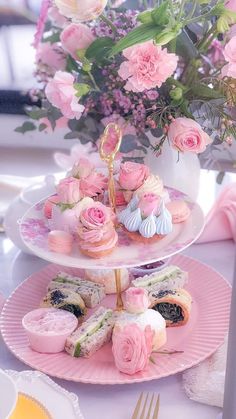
[0,145,234,419]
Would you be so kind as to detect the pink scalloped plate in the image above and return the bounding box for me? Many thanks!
[19,188,205,269]
[0,255,230,385]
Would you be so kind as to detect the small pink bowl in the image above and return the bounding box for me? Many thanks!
[22,308,78,354]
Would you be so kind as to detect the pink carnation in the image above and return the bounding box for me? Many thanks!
[168,117,212,154]
[112,324,153,375]
[80,172,108,197]
[222,36,236,78]
[60,23,95,61]
[118,41,178,92]
[45,71,85,120]
[36,42,66,72]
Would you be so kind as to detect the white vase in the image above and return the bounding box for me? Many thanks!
[144,133,201,201]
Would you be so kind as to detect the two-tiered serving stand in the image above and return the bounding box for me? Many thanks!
[0,124,231,387]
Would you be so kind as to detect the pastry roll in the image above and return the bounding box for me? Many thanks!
[150,289,192,327]
[41,288,86,319]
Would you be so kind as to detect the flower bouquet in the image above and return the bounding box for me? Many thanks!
[17,0,236,163]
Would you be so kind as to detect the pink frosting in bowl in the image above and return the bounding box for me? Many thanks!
[22,308,78,353]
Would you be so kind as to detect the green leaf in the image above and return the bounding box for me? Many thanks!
[74,83,91,97]
[110,23,162,56]
[25,107,48,120]
[15,121,36,134]
[85,37,115,61]
[66,55,79,72]
[176,30,198,59]
[191,84,224,99]
[216,171,225,184]
[39,123,48,132]
[43,31,61,43]
[137,10,153,24]
[155,27,181,46]
[151,2,169,26]
[138,134,150,147]
[64,131,80,139]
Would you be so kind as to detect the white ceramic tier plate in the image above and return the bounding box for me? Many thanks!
[5,370,84,419]
[19,188,205,269]
[0,255,230,385]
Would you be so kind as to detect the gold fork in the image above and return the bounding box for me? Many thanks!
[132,393,160,419]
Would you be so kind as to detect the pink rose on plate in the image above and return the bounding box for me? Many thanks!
[221,36,236,78]
[80,202,110,229]
[112,324,153,375]
[45,71,85,120]
[138,193,161,218]
[119,162,150,191]
[168,117,212,154]
[57,177,81,204]
[80,172,108,197]
[55,0,108,21]
[125,288,150,314]
[60,23,95,60]
[71,158,94,179]
[118,41,178,92]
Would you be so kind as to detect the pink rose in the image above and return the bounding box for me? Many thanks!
[80,172,108,197]
[60,23,95,60]
[125,288,150,314]
[57,177,81,204]
[118,41,178,92]
[222,36,236,78]
[138,193,161,218]
[45,71,85,120]
[168,117,212,154]
[80,202,110,229]
[112,324,153,375]
[36,42,66,73]
[71,158,94,179]
[55,0,108,21]
[119,162,150,191]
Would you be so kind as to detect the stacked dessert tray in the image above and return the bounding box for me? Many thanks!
[0,124,231,385]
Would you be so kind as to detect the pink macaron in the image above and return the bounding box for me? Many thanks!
[48,230,73,254]
[43,195,60,219]
[166,200,191,223]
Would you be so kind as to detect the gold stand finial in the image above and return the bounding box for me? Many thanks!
[99,123,124,311]
[99,123,122,214]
